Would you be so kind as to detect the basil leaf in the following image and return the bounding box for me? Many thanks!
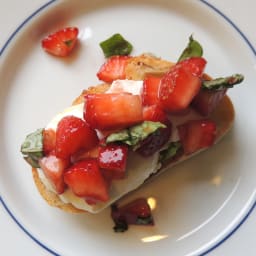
[106,129,131,145]
[129,121,166,147]
[106,121,166,148]
[159,141,182,163]
[136,215,154,225]
[20,128,44,168]
[100,33,133,58]
[202,74,244,91]
[113,220,128,233]
[178,35,203,62]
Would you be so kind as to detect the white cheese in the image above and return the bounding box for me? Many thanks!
[46,103,84,131]
[106,79,143,95]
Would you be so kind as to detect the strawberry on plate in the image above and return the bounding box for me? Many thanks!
[71,146,100,164]
[98,144,128,179]
[177,119,216,155]
[64,159,109,203]
[192,89,227,116]
[97,55,131,83]
[142,75,162,106]
[39,155,70,194]
[55,116,99,159]
[142,105,169,124]
[136,123,172,157]
[178,56,207,77]
[41,27,79,57]
[43,128,56,155]
[159,57,206,113]
[111,198,154,232]
[84,93,143,130]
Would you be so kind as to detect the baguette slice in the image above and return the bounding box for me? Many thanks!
[31,54,235,213]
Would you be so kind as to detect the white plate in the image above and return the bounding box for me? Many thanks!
[0,0,256,255]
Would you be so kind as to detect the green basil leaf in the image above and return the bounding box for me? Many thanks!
[106,121,166,148]
[21,128,44,168]
[136,215,154,225]
[178,35,203,62]
[100,33,133,58]
[113,221,128,233]
[202,74,244,91]
[159,141,182,163]
[106,129,131,145]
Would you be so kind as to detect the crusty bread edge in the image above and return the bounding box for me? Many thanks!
[32,86,235,213]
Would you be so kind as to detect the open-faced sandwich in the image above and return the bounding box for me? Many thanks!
[21,32,244,219]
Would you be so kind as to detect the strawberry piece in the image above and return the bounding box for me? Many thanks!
[64,159,109,202]
[39,155,70,194]
[98,144,128,179]
[84,93,143,130]
[97,55,131,83]
[111,198,154,232]
[43,128,56,155]
[41,27,79,57]
[71,146,99,163]
[55,116,99,159]
[142,76,161,106]
[136,124,172,157]
[179,57,207,77]
[120,198,153,222]
[192,89,227,116]
[177,119,216,155]
[142,105,169,124]
[159,57,206,113]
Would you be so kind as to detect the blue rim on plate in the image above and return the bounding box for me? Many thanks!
[0,0,255,255]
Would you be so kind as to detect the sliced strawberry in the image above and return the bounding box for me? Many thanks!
[84,93,143,130]
[55,116,99,159]
[142,105,169,124]
[136,124,172,157]
[177,119,216,155]
[64,159,109,202]
[192,89,227,116]
[39,155,70,194]
[98,144,128,179]
[142,75,161,106]
[111,198,154,232]
[43,128,56,155]
[97,55,131,83]
[159,57,206,113]
[41,27,79,57]
[71,146,100,163]
[120,198,153,221]
[178,57,207,77]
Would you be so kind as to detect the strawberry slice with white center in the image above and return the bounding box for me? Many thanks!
[55,116,99,159]
[84,93,143,130]
[97,55,131,83]
[177,119,216,155]
[98,144,128,179]
[159,57,207,113]
[39,155,70,194]
[41,27,79,57]
[64,159,109,203]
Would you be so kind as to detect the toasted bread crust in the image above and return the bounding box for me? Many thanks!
[31,55,235,213]
[32,168,84,213]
